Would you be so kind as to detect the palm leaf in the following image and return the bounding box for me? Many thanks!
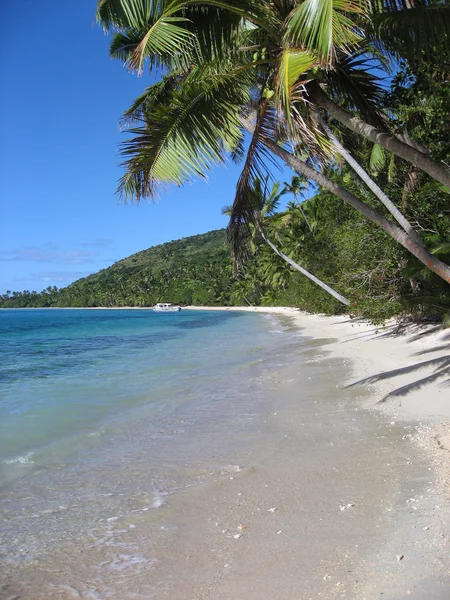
[373,4,450,63]
[275,47,316,128]
[119,72,187,131]
[97,0,161,31]
[227,103,280,263]
[324,52,386,128]
[286,0,368,66]
[117,64,251,201]
[369,143,385,174]
[432,242,450,256]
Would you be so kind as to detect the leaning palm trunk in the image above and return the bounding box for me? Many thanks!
[315,111,425,247]
[308,83,450,189]
[258,229,350,306]
[298,201,314,234]
[260,138,450,286]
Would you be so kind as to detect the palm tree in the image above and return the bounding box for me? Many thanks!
[282,175,314,233]
[222,177,350,306]
[96,0,450,183]
[96,0,450,284]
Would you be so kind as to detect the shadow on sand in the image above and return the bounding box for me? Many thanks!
[345,323,450,402]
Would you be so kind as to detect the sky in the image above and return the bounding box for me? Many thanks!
[0,1,294,294]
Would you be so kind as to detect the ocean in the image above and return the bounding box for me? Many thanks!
[0,308,305,587]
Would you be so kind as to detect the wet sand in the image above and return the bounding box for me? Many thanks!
[2,309,449,599]
[181,307,450,598]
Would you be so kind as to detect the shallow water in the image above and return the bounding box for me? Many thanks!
[1,310,447,599]
[0,309,306,580]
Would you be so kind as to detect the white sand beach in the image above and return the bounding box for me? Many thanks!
[180,306,450,598]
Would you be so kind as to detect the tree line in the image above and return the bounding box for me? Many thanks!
[2,1,449,322]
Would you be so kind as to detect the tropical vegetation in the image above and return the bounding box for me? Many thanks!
[95,0,450,286]
[3,1,449,322]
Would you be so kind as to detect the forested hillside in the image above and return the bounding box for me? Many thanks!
[4,2,450,324]
[0,230,235,309]
[2,180,449,322]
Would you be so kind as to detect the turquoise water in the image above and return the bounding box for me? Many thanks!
[0,309,280,477]
[0,308,304,573]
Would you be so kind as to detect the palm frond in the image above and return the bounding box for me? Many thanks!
[369,143,385,174]
[107,13,195,73]
[117,64,252,201]
[432,242,450,256]
[387,151,397,183]
[373,4,450,63]
[120,72,184,127]
[275,47,316,130]
[182,4,243,62]
[227,102,280,263]
[131,16,194,73]
[97,0,158,31]
[323,52,387,128]
[285,0,368,66]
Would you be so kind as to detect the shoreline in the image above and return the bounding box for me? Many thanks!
[185,305,450,422]
[2,307,448,597]
[183,305,450,596]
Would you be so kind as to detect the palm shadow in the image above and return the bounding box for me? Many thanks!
[347,355,450,402]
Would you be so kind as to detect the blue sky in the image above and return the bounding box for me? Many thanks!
[0,1,295,294]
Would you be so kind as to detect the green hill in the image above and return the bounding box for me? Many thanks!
[2,191,449,322]
[59,229,236,307]
[0,230,240,308]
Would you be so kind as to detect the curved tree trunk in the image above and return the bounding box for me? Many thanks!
[308,82,450,189]
[315,110,425,247]
[259,230,351,306]
[260,138,450,285]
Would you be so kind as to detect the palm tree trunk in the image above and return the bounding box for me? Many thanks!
[259,230,351,306]
[308,82,450,189]
[315,110,425,247]
[298,201,314,234]
[260,137,450,285]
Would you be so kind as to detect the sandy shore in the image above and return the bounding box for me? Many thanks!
[181,306,450,598]
[3,307,448,599]
[186,306,450,419]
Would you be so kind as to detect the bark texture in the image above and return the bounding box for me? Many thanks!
[260,230,351,306]
[309,83,450,189]
[315,111,425,247]
[262,138,450,285]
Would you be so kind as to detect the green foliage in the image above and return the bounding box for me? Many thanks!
[2,187,448,321]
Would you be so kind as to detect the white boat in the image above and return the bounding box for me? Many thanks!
[152,302,182,312]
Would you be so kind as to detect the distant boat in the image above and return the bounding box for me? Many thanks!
[152,302,182,312]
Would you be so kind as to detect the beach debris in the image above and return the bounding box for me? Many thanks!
[222,464,243,474]
[423,526,429,531]
[237,524,247,530]
[267,507,277,513]
[233,534,242,539]
[396,554,404,562]
[277,530,282,534]
[323,574,331,581]
[339,503,355,511]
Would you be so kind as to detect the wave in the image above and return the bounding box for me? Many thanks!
[3,451,34,465]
